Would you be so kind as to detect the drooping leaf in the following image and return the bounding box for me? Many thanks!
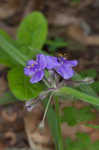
[8,67,44,100]
[72,72,98,97]
[54,86,99,106]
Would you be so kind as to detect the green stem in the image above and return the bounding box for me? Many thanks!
[42,93,53,123]
[43,78,50,88]
[54,96,64,150]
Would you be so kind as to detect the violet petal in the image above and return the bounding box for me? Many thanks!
[55,65,74,79]
[46,56,59,69]
[36,54,47,69]
[24,67,34,76]
[27,60,34,66]
[30,70,44,83]
[63,60,78,67]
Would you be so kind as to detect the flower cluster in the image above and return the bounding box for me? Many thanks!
[24,54,78,83]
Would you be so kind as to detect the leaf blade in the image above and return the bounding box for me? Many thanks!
[8,67,44,100]
[16,12,48,50]
[55,86,99,106]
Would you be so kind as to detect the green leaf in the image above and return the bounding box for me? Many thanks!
[44,69,49,79]
[65,132,99,150]
[61,106,94,126]
[85,124,99,129]
[0,91,17,105]
[46,37,68,52]
[8,67,44,100]
[0,32,47,67]
[54,86,99,106]
[91,81,99,93]
[73,72,97,97]
[0,57,15,67]
[73,73,99,111]
[0,30,18,67]
[16,12,48,50]
[0,29,16,44]
[19,46,47,60]
[72,0,81,3]
[75,133,91,149]
[80,69,97,78]
[90,141,99,150]
[0,33,27,66]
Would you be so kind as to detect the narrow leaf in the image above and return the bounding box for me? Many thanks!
[0,34,27,66]
[55,86,99,106]
[0,30,18,67]
[73,72,97,97]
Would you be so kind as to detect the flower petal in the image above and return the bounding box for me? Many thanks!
[24,67,34,76]
[63,60,78,67]
[46,56,59,69]
[55,65,74,79]
[30,70,44,83]
[36,54,47,69]
[27,60,34,66]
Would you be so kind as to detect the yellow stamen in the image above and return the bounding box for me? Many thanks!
[58,53,63,57]
[32,64,34,67]
[34,61,37,64]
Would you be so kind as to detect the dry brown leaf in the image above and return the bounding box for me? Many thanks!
[24,101,99,150]
[24,103,54,150]
[4,131,16,145]
[1,110,17,122]
[67,24,99,46]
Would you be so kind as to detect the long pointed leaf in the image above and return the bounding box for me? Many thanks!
[0,34,26,66]
[55,86,99,106]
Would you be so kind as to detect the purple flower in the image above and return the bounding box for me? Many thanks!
[45,56,59,69]
[24,54,78,84]
[55,56,78,79]
[25,99,38,111]
[24,54,47,83]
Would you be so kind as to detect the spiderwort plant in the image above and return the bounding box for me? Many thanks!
[24,54,78,150]
[24,54,78,114]
[24,54,78,113]
[0,11,99,150]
